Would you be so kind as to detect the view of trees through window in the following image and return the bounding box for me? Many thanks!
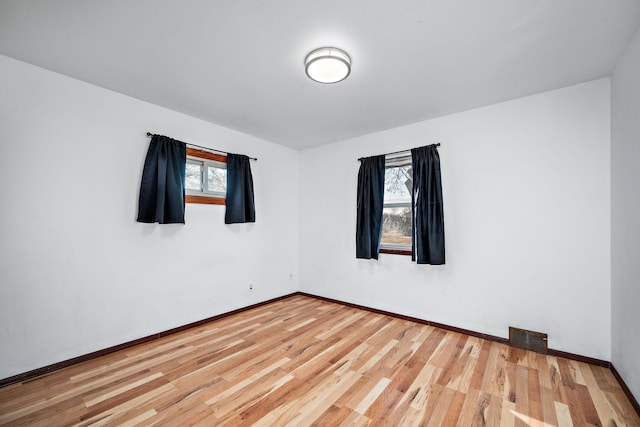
[186,163,202,190]
[207,165,226,193]
[185,159,226,195]
[382,162,412,247]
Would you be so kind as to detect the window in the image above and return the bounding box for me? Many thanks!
[185,147,227,205]
[381,154,412,255]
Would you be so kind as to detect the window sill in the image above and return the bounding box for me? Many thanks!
[380,248,411,256]
[186,195,225,205]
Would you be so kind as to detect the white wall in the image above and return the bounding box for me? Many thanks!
[611,27,640,400]
[0,55,300,379]
[300,79,611,360]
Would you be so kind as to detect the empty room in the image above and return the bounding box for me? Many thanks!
[1,1,639,425]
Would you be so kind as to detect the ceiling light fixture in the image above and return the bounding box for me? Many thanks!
[304,47,351,84]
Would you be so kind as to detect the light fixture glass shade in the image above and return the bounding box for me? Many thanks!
[305,47,351,84]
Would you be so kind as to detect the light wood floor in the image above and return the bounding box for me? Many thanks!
[1,295,638,426]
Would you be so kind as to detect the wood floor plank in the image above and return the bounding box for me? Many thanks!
[454,387,482,427]
[500,398,517,427]
[555,400,575,426]
[514,365,530,426]
[354,376,391,414]
[1,295,638,426]
[540,386,560,426]
[441,387,466,426]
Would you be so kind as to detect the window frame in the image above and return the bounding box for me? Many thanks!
[380,154,413,256]
[185,147,227,205]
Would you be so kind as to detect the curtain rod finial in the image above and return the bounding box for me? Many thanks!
[146,132,153,137]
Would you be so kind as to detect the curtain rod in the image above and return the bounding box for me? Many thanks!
[146,132,257,161]
[358,143,440,162]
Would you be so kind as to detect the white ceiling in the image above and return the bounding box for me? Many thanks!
[1,1,639,150]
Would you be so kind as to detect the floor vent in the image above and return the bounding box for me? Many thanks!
[509,327,548,354]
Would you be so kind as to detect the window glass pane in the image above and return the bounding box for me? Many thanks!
[185,163,202,190]
[207,165,226,193]
[384,165,412,203]
[381,206,412,246]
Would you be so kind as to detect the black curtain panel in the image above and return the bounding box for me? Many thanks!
[411,145,445,264]
[356,155,386,260]
[137,135,186,224]
[225,154,255,224]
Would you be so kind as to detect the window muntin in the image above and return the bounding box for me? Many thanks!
[381,155,412,252]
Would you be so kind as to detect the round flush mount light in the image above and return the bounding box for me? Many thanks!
[304,47,351,84]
